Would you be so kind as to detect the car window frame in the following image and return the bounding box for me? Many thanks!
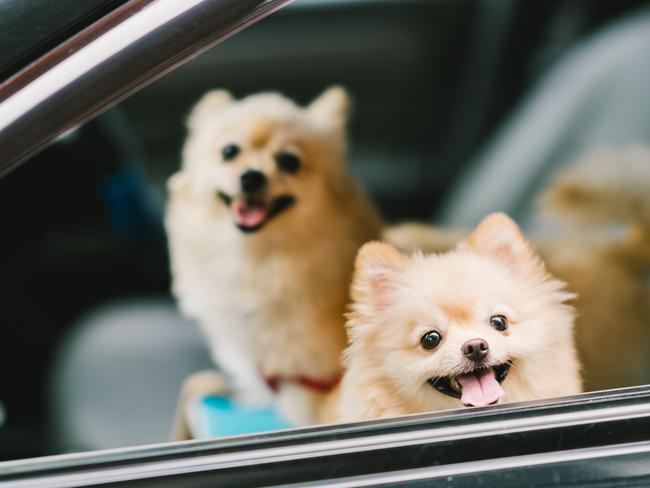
[0,0,292,177]
[2,386,650,486]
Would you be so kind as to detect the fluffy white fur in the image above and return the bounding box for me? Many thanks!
[166,87,381,424]
[322,213,581,422]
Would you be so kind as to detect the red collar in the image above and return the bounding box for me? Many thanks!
[262,371,342,394]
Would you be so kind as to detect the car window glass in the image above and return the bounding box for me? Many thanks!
[0,0,649,473]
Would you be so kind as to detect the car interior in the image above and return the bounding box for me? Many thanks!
[0,0,649,463]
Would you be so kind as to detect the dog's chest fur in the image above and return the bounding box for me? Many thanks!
[168,206,355,380]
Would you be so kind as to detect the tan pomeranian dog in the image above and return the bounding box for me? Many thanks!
[535,146,650,390]
[385,146,650,393]
[321,213,581,423]
[166,87,381,427]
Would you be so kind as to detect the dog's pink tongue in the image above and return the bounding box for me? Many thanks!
[458,368,505,407]
[233,199,267,227]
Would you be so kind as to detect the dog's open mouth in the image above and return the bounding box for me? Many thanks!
[427,361,511,407]
[218,192,295,233]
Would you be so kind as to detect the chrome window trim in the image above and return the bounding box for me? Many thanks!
[0,0,293,176]
[0,0,208,129]
[2,386,650,487]
[295,441,650,487]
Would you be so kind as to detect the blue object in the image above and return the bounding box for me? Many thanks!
[100,167,164,249]
[190,395,293,439]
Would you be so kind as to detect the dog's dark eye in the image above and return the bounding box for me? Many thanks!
[222,144,240,161]
[275,152,301,173]
[420,331,442,350]
[490,314,508,332]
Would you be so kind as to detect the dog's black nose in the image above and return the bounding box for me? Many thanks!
[462,338,489,362]
[240,170,267,193]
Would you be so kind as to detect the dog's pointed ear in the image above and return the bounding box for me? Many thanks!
[186,89,233,130]
[459,213,541,273]
[308,86,349,128]
[352,241,408,312]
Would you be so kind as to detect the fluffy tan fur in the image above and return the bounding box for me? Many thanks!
[386,146,650,392]
[166,87,381,424]
[322,213,581,423]
[536,145,650,390]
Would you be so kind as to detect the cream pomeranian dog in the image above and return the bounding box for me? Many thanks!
[166,87,381,427]
[385,146,650,393]
[321,213,581,423]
